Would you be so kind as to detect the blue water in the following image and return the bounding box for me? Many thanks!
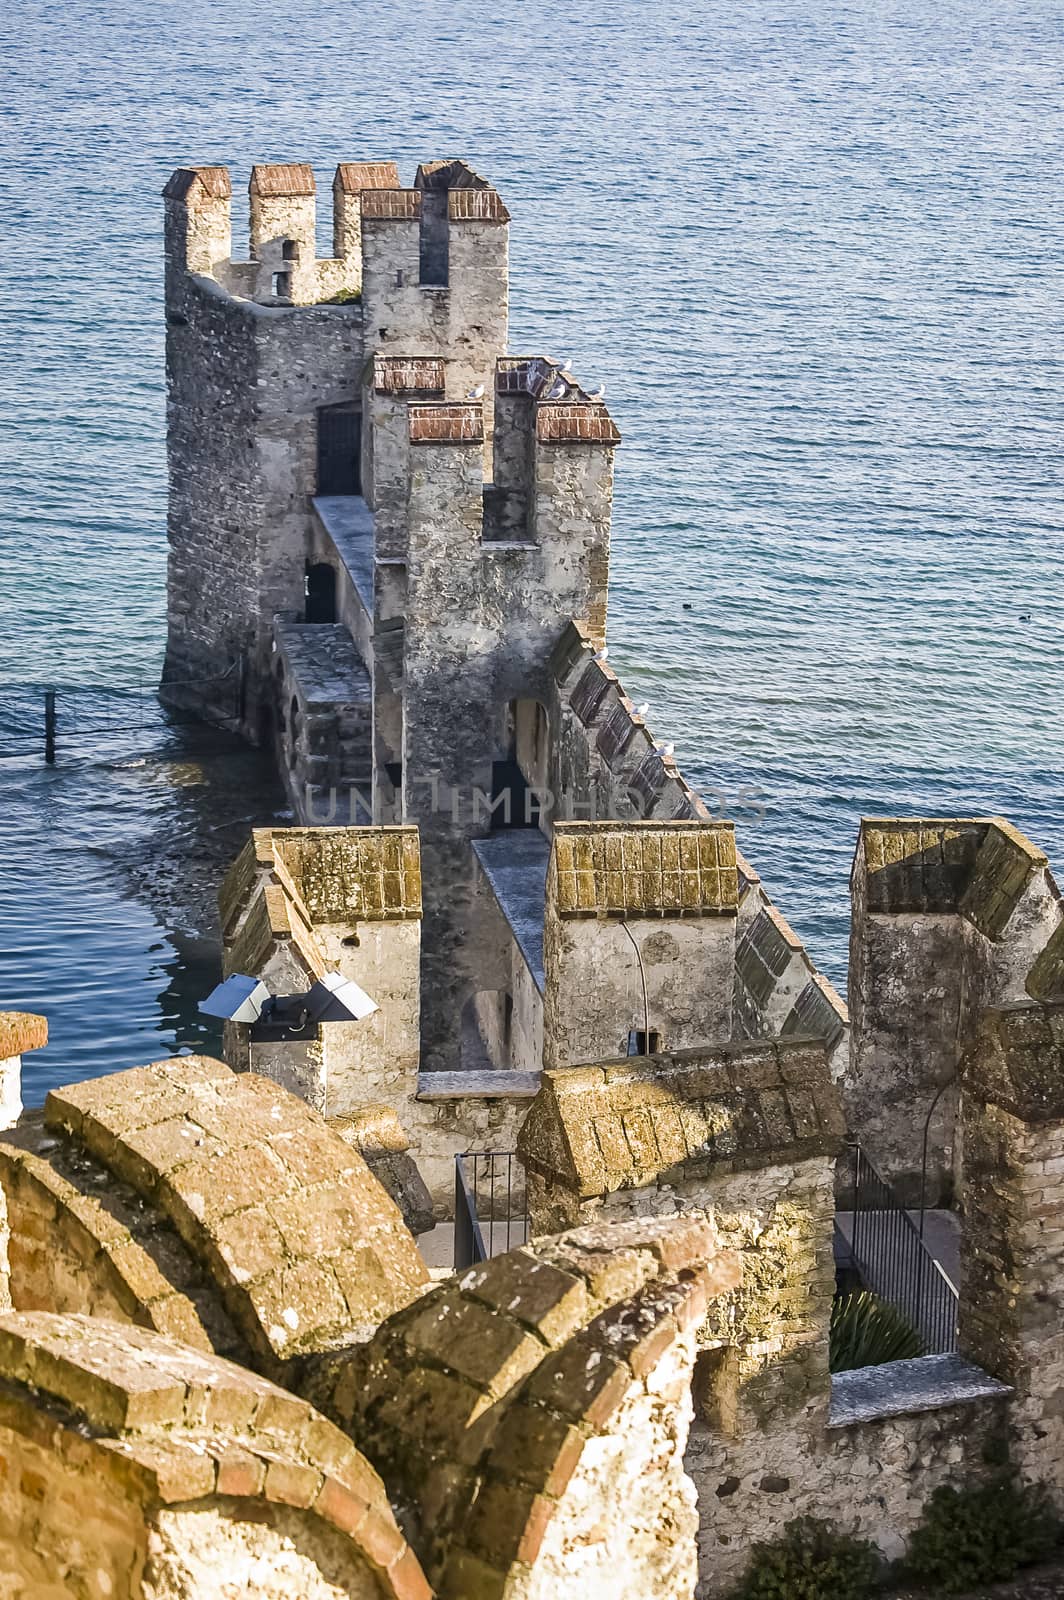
[2,0,1063,1097]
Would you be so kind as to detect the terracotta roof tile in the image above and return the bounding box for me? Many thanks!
[163,166,231,201]
[249,163,315,197]
[333,161,400,192]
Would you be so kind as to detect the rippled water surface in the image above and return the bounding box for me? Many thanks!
[2,0,1062,1097]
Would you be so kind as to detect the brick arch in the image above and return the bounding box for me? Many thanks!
[1,1055,428,1383]
[0,1311,430,1600]
[313,1215,738,1597]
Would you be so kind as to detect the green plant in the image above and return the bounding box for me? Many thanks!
[829,1291,923,1373]
[905,1476,1060,1592]
[321,286,361,304]
[734,1516,880,1600]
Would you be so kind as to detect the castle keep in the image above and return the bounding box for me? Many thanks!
[1,157,1063,1596]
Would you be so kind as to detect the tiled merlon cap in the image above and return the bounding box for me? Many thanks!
[551,819,740,917]
[0,1013,47,1058]
[408,401,484,445]
[449,188,510,223]
[962,1001,1064,1125]
[333,161,400,192]
[249,163,315,196]
[361,189,422,220]
[537,403,622,445]
[162,166,231,201]
[371,354,446,395]
[414,157,491,190]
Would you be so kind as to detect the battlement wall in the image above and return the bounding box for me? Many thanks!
[846,817,1064,1201]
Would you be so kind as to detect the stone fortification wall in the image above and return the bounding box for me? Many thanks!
[401,386,620,1074]
[307,1213,737,1600]
[515,1032,1040,1596]
[847,817,1064,1200]
[162,164,369,732]
[541,820,740,1068]
[544,623,848,1071]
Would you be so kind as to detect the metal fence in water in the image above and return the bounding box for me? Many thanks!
[838,1142,959,1355]
[0,665,243,764]
[454,1151,527,1270]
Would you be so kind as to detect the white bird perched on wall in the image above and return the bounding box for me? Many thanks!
[635,702,649,717]
[555,356,572,373]
[586,383,607,400]
[594,647,610,662]
[545,378,568,401]
[466,384,485,399]
[656,741,675,757]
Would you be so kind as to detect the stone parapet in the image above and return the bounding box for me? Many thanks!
[308,1213,737,1600]
[0,1310,429,1599]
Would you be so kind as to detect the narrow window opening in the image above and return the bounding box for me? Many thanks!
[419,191,450,286]
[305,563,337,624]
[282,239,299,261]
[272,271,291,299]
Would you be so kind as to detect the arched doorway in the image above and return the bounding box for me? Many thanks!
[305,563,337,624]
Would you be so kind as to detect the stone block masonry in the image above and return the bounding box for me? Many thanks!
[0,1054,428,1383]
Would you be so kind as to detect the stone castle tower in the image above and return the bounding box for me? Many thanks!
[162,157,631,1075]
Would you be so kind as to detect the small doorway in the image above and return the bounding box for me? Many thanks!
[317,405,361,496]
[305,563,337,624]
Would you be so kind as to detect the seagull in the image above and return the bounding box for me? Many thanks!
[656,741,675,757]
[586,383,606,400]
[546,378,568,401]
[466,384,485,399]
[635,702,649,717]
[594,647,609,662]
[555,355,572,372]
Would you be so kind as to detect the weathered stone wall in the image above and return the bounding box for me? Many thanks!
[958,1002,1064,1499]
[162,165,366,738]
[686,1383,1010,1597]
[309,1213,737,1600]
[542,821,740,1069]
[401,397,621,1074]
[847,818,1063,1201]
[543,625,848,1073]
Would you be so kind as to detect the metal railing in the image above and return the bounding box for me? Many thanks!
[454,1151,527,1270]
[0,665,244,765]
[839,1143,958,1354]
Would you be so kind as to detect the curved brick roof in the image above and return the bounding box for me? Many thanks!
[14,1055,428,1381]
[311,1214,738,1595]
[0,1311,430,1599]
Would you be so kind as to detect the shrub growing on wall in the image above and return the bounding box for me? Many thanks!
[905,1477,1060,1592]
[734,1516,880,1600]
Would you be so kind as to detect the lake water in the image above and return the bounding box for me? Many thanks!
[2,0,1062,1099]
